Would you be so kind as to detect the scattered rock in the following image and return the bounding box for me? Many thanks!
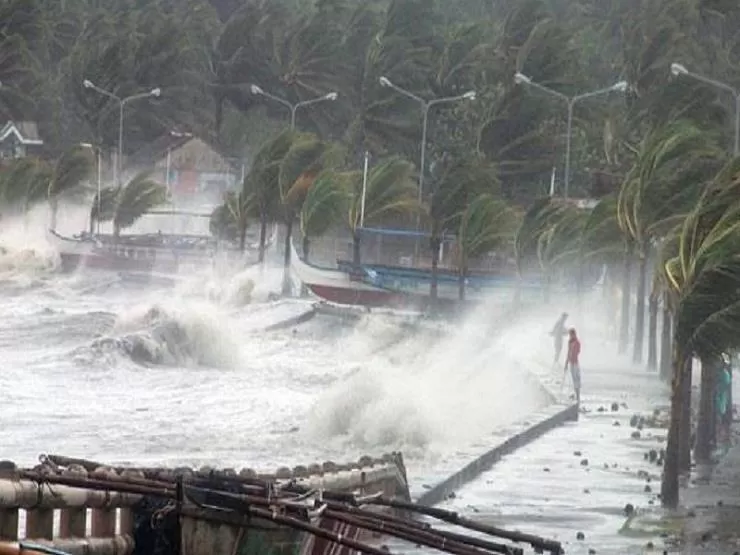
[580,459,589,466]
[597,406,606,413]
[701,532,712,542]
[624,503,635,516]
[644,485,652,493]
[646,541,654,549]
[583,488,591,494]
[718,500,724,507]
[447,492,456,499]
[649,449,658,462]
[588,549,596,555]
[630,415,639,427]
[687,509,696,517]
[613,421,621,426]
[631,431,641,439]
[573,450,582,457]
[543,467,551,472]
[576,532,585,541]
[611,402,619,412]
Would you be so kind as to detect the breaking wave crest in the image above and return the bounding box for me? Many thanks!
[80,301,241,369]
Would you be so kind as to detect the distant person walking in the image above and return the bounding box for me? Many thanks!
[550,312,569,366]
[565,328,582,403]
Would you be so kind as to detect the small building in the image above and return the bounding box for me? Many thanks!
[129,133,243,202]
[0,121,44,159]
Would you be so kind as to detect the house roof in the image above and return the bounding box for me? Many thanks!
[128,132,238,171]
[0,121,43,145]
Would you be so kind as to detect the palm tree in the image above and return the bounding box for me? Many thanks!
[46,146,94,230]
[112,172,168,237]
[90,186,119,234]
[299,170,348,262]
[276,133,344,295]
[344,156,418,267]
[208,190,252,251]
[427,156,497,302]
[243,130,294,264]
[659,160,740,507]
[457,193,518,301]
[617,121,723,366]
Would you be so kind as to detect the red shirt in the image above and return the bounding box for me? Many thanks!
[567,337,581,364]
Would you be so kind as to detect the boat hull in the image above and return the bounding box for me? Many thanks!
[49,230,248,276]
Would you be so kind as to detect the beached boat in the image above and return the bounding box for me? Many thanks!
[290,241,540,310]
[49,220,276,276]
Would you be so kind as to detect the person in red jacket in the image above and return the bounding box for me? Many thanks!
[566,328,581,403]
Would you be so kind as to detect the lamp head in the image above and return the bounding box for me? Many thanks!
[463,90,476,100]
[83,79,93,88]
[612,80,628,92]
[325,92,338,101]
[379,76,391,87]
[514,72,531,85]
[250,84,263,95]
[671,63,688,77]
[79,142,93,149]
[150,88,161,97]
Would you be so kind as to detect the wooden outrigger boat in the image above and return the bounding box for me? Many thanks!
[48,212,277,276]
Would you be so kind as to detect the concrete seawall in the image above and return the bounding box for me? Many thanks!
[414,402,579,507]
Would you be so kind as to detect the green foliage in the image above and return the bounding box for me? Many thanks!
[458,193,518,269]
[112,171,168,234]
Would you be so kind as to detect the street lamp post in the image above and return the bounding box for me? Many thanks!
[82,80,161,186]
[671,62,740,156]
[249,85,338,130]
[514,73,628,199]
[378,76,476,209]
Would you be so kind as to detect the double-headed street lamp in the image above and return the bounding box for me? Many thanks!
[514,73,628,199]
[671,63,740,156]
[82,80,161,186]
[250,85,338,130]
[379,76,476,209]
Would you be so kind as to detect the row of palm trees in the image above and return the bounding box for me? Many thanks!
[212,117,740,509]
[0,148,168,236]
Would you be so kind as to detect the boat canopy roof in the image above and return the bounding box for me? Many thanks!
[359,226,457,241]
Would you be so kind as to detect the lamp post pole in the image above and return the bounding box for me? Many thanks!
[250,85,338,131]
[378,77,476,211]
[82,80,162,186]
[514,73,628,199]
[671,62,740,155]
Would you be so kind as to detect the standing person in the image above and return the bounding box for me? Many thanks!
[550,313,569,366]
[566,328,582,404]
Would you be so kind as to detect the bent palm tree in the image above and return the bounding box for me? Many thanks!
[617,121,724,365]
[427,157,497,302]
[457,194,518,301]
[113,172,168,236]
[90,186,119,234]
[344,156,418,267]
[209,190,252,251]
[46,146,94,230]
[300,170,348,262]
[660,160,740,508]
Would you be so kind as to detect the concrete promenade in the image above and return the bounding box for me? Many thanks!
[393,350,675,554]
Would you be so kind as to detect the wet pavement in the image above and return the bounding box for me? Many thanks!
[392,350,680,554]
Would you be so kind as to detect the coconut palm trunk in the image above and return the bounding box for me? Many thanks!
[619,252,632,354]
[660,299,672,380]
[282,219,294,295]
[679,357,693,474]
[661,345,690,507]
[458,265,467,301]
[633,251,648,364]
[430,236,441,302]
[352,230,362,268]
[695,356,717,463]
[647,293,658,370]
[258,216,268,263]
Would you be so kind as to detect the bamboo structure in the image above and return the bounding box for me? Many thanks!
[0,454,562,555]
